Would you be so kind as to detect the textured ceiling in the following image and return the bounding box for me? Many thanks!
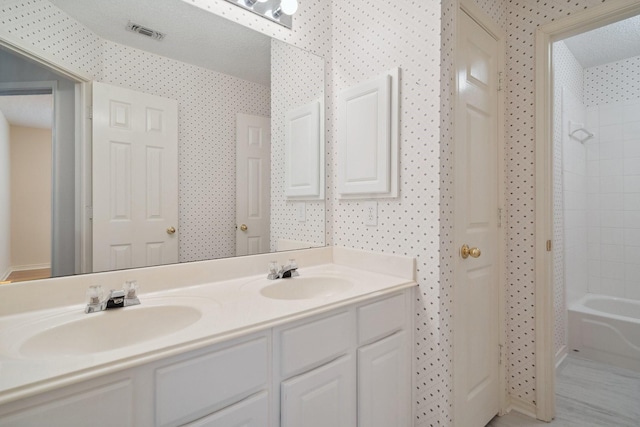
[0,95,52,130]
[50,0,271,86]
[563,14,640,68]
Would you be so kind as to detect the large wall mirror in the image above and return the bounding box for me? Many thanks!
[0,0,325,283]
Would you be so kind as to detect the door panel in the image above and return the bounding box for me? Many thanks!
[92,82,178,272]
[454,8,502,427]
[236,114,270,256]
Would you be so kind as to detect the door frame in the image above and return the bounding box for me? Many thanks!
[0,36,93,274]
[453,0,508,421]
[534,0,640,421]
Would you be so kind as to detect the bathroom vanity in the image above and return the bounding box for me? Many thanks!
[0,247,416,426]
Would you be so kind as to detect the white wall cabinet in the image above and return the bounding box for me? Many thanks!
[0,290,412,427]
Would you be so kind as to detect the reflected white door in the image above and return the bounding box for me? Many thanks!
[92,82,178,272]
[453,8,502,427]
[236,113,270,256]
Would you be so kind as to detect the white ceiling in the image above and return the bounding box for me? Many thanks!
[49,0,272,86]
[563,14,640,68]
[0,95,53,129]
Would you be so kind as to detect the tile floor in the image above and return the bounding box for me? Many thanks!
[487,355,640,427]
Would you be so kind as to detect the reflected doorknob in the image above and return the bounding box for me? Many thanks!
[460,244,481,259]
[167,226,176,235]
[240,224,248,232]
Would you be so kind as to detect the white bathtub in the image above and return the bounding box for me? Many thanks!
[568,294,640,372]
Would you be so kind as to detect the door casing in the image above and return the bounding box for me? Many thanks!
[534,0,640,421]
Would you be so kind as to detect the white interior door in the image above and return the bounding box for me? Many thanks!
[92,82,178,272]
[453,7,502,427]
[236,113,270,256]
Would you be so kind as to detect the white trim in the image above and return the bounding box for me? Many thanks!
[455,0,508,420]
[509,396,538,419]
[534,0,640,422]
[9,263,51,272]
[76,82,93,274]
[0,31,92,276]
[555,345,568,368]
[0,35,92,83]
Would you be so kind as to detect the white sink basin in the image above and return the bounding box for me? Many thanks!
[259,276,355,300]
[19,304,203,357]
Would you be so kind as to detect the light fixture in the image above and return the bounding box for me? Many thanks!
[223,0,296,29]
[281,0,298,15]
[273,0,298,18]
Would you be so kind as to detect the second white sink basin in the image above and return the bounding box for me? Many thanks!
[259,276,355,300]
[19,304,203,357]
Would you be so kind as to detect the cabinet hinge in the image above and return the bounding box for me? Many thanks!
[499,343,503,365]
[546,240,552,252]
[497,208,503,228]
[497,71,503,92]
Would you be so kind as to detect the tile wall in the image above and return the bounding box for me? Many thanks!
[585,97,640,300]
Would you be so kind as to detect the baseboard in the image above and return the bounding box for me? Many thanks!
[9,263,51,272]
[0,268,10,281]
[555,344,568,368]
[509,396,537,419]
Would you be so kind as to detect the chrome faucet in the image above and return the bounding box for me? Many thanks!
[85,281,141,313]
[267,259,300,280]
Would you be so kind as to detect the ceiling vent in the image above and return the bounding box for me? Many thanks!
[126,21,166,41]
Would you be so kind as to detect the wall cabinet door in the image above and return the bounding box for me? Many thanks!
[280,355,355,427]
[358,331,410,427]
[181,392,268,427]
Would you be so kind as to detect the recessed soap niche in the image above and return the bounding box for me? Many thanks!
[337,68,400,199]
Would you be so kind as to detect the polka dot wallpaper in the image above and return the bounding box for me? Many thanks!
[270,39,325,250]
[551,40,584,363]
[2,0,627,425]
[585,55,640,107]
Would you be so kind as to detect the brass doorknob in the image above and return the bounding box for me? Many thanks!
[460,244,481,259]
[240,224,248,232]
[167,226,176,235]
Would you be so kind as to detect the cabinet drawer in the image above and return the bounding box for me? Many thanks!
[181,391,268,427]
[279,311,354,378]
[357,293,405,345]
[156,337,268,427]
[0,380,134,427]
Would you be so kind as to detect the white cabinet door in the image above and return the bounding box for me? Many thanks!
[281,355,355,427]
[181,392,268,427]
[358,331,410,427]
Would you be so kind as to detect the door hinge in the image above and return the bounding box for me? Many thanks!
[499,344,504,365]
[86,106,93,120]
[497,71,503,92]
[497,208,503,228]
[546,240,552,252]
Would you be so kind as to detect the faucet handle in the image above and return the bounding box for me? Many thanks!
[86,285,104,304]
[124,280,138,299]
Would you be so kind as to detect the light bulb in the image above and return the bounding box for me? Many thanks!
[256,0,268,2]
[280,0,298,15]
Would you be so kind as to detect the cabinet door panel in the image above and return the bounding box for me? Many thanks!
[281,355,355,427]
[358,331,409,427]
[181,392,268,427]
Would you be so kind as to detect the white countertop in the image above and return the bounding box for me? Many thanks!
[0,247,416,405]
